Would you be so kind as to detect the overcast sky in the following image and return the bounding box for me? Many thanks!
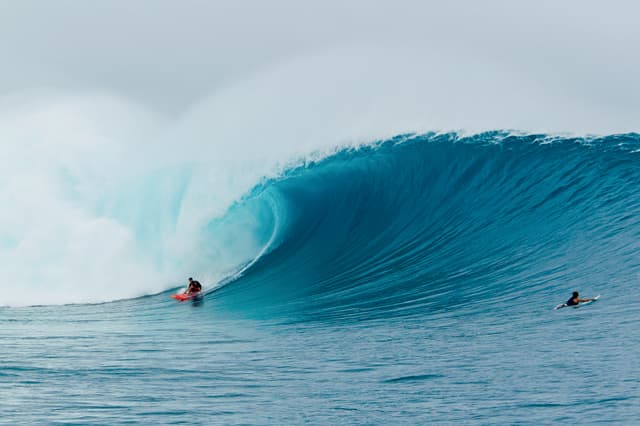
[1,0,639,131]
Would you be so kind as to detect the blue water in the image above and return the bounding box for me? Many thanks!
[2,133,640,424]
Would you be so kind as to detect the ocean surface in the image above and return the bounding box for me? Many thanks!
[2,132,640,424]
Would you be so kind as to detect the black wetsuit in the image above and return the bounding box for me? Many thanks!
[566,297,579,306]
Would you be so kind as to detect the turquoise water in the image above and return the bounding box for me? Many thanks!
[2,133,640,424]
[2,295,638,424]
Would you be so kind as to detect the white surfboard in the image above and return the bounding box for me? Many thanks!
[554,294,600,310]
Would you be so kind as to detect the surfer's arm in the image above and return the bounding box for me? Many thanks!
[578,298,594,303]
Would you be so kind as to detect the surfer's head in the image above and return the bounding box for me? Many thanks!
[573,291,579,298]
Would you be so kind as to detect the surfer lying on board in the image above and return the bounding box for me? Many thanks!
[184,277,202,296]
[566,291,595,306]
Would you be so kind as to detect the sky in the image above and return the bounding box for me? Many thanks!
[1,0,639,133]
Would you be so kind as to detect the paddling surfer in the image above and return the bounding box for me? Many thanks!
[566,291,595,306]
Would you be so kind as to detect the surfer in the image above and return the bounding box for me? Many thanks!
[566,291,595,306]
[184,277,202,295]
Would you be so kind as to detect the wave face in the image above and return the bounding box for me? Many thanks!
[3,129,640,311]
[215,133,640,320]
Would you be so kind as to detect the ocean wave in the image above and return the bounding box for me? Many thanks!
[2,128,639,310]
[213,132,640,320]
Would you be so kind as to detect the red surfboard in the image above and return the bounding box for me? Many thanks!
[172,292,202,302]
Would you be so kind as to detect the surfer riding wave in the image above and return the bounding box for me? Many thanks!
[184,278,202,296]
